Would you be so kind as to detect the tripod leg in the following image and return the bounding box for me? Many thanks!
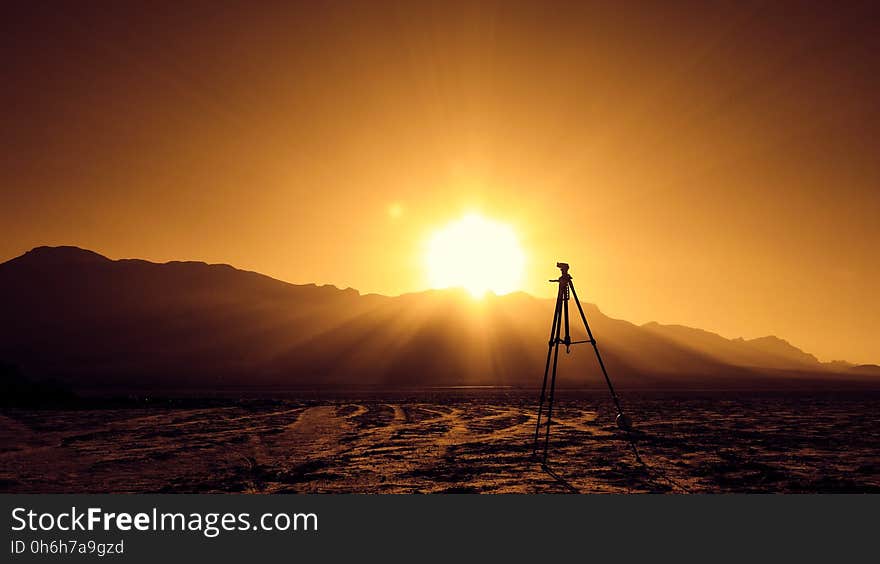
[569,282,623,413]
[563,288,571,351]
[570,281,642,462]
[534,286,563,454]
[542,304,564,465]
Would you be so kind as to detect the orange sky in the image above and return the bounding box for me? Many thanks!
[3,2,878,364]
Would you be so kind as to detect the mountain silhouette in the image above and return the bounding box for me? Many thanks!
[1,246,876,391]
[641,323,821,369]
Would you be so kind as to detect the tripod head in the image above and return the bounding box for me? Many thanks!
[550,262,572,284]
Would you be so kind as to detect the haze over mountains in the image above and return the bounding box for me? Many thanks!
[1,246,877,391]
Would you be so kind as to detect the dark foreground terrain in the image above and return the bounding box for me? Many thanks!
[1,390,878,493]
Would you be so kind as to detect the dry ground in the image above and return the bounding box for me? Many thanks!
[1,390,878,493]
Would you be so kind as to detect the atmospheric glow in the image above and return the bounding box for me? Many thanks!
[426,213,525,298]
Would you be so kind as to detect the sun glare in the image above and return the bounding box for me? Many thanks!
[426,213,525,298]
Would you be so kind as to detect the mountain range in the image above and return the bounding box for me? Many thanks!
[1,246,877,391]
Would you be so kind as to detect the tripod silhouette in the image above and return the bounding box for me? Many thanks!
[533,262,633,467]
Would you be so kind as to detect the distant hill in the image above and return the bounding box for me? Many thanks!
[1,246,876,391]
[640,323,821,369]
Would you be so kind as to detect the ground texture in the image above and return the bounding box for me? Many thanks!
[1,391,878,493]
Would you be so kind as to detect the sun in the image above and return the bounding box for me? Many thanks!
[425,213,526,298]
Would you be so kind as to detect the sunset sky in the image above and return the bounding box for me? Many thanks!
[3,2,878,364]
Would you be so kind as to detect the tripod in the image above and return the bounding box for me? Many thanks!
[533,262,633,467]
